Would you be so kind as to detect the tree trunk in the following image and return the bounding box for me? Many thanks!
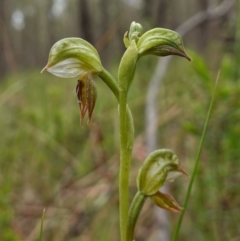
[154,0,167,27]
[78,0,94,43]
[0,0,6,76]
[142,0,155,25]
[197,0,209,50]
[0,0,18,76]
[99,0,109,36]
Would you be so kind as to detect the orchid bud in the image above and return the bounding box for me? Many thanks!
[151,191,183,213]
[137,28,191,61]
[76,73,97,123]
[129,21,143,42]
[137,149,186,196]
[41,38,103,78]
[123,22,143,48]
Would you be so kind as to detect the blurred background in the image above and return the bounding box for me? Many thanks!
[0,0,240,240]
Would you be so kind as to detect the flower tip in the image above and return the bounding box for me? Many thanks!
[185,53,192,62]
[170,205,183,213]
[182,50,192,61]
[41,65,48,73]
[177,166,189,176]
[177,50,192,62]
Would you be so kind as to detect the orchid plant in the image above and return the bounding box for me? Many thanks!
[42,22,191,241]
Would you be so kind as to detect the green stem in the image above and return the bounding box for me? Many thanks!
[172,72,220,241]
[119,90,133,241]
[99,65,134,241]
[126,191,147,241]
[117,40,137,241]
[98,68,119,101]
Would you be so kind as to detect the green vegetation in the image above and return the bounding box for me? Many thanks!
[1,49,240,240]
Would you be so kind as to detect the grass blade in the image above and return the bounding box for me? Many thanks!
[38,209,45,241]
[172,72,220,241]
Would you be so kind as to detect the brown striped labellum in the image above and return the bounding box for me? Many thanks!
[76,73,97,123]
[151,191,183,213]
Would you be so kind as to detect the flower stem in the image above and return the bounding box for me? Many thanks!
[119,90,134,241]
[117,39,137,241]
[98,69,119,101]
[99,66,134,241]
[126,191,147,241]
